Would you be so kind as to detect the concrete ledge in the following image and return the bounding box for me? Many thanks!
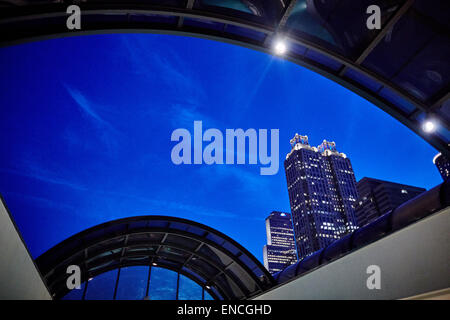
[254,206,450,300]
[0,197,51,300]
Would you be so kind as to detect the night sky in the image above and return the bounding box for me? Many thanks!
[0,33,442,263]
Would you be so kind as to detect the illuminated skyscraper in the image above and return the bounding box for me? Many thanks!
[284,134,358,260]
[433,153,450,180]
[263,211,297,274]
[354,177,426,227]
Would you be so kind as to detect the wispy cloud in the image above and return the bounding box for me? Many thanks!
[5,192,76,212]
[63,84,122,155]
[65,85,111,127]
[1,163,254,221]
[0,165,88,192]
[197,164,269,196]
[115,192,263,221]
[120,35,206,108]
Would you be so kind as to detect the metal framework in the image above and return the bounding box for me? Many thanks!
[0,0,448,156]
[36,215,274,300]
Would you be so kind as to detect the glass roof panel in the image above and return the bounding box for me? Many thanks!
[344,68,383,93]
[184,18,225,32]
[181,266,206,284]
[61,282,85,300]
[201,0,258,15]
[436,127,450,144]
[413,0,450,30]
[305,49,342,71]
[362,8,435,80]
[206,232,225,245]
[379,87,417,114]
[85,269,118,300]
[201,244,233,266]
[128,13,178,25]
[170,221,190,232]
[286,0,337,48]
[438,100,450,124]
[227,262,257,293]
[186,225,207,237]
[225,24,267,42]
[165,234,201,250]
[188,257,221,278]
[238,253,258,272]
[215,272,244,299]
[116,266,148,300]
[391,35,450,102]
[289,41,308,56]
[222,240,241,256]
[178,274,203,300]
[148,267,177,300]
[129,220,149,230]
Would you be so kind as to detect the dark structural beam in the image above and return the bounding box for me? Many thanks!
[339,0,415,76]
[263,0,297,46]
[431,91,450,111]
[177,0,196,28]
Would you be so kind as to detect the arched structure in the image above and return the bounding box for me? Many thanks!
[36,215,274,300]
[0,0,449,156]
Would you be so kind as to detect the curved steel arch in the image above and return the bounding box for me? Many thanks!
[0,0,449,156]
[36,215,274,300]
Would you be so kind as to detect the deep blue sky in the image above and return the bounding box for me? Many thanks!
[0,33,442,262]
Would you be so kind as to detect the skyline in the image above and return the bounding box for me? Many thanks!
[0,33,442,264]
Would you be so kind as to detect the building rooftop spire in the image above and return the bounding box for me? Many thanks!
[290,133,309,148]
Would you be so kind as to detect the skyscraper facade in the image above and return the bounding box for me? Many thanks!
[433,153,450,180]
[354,177,426,227]
[263,211,297,274]
[284,134,358,261]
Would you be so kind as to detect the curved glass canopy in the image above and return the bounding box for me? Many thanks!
[0,0,448,156]
[36,215,274,300]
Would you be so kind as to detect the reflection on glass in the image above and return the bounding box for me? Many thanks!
[116,266,148,300]
[85,269,118,300]
[178,275,202,300]
[286,0,336,46]
[61,282,85,300]
[202,0,255,15]
[148,267,177,300]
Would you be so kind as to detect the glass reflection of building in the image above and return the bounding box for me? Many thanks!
[263,211,297,274]
[284,134,359,261]
[354,177,426,228]
[433,153,450,181]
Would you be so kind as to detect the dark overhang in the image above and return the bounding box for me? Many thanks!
[36,215,274,300]
[0,0,449,157]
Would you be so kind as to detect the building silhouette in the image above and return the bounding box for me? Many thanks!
[354,177,426,227]
[284,134,358,261]
[433,153,450,181]
[263,211,297,274]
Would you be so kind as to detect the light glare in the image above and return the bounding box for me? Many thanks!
[274,40,287,55]
[423,120,436,133]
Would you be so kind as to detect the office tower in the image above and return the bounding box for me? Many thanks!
[263,211,297,274]
[284,134,359,261]
[355,177,426,227]
[433,153,450,180]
